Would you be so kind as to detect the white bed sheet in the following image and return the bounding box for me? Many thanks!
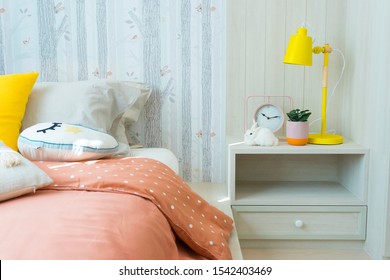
[131,148,179,174]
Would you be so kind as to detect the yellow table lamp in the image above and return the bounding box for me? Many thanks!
[284,27,343,145]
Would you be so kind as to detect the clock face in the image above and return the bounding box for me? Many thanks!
[254,103,284,132]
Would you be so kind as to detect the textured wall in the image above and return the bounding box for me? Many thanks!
[0,0,226,182]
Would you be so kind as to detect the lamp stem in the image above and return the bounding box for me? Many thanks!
[308,43,343,144]
[321,46,329,136]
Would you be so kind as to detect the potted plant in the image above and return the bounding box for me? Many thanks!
[286,109,311,145]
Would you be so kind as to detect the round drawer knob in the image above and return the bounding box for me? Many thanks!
[295,220,304,228]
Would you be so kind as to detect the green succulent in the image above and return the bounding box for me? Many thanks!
[286,109,312,122]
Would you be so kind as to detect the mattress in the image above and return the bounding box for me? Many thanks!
[131,148,179,174]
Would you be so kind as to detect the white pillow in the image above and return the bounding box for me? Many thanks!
[18,123,119,161]
[109,82,151,147]
[22,80,148,155]
[0,144,53,202]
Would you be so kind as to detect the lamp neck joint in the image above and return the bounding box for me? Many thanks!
[313,44,332,54]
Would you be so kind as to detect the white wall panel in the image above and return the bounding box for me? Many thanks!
[227,0,347,139]
[264,0,286,95]
[226,0,247,138]
[343,0,390,259]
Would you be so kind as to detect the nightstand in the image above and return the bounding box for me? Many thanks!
[228,139,369,243]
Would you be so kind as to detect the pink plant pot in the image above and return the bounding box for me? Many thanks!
[286,121,309,146]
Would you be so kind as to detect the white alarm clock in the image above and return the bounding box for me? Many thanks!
[254,103,284,132]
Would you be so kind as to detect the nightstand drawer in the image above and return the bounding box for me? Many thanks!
[232,206,367,240]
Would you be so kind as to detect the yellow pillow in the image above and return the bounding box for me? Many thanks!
[0,72,39,150]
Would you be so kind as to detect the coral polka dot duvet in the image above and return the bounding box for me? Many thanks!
[0,157,233,260]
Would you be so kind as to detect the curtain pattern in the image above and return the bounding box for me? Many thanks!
[0,0,226,182]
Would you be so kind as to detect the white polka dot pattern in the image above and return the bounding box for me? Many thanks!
[34,157,234,260]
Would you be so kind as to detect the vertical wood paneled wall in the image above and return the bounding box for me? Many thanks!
[344,0,390,259]
[227,0,347,140]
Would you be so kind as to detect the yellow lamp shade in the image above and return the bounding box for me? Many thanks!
[283,27,313,66]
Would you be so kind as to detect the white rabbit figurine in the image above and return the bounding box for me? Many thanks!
[244,121,279,146]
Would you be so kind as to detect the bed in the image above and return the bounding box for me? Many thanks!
[0,75,233,260]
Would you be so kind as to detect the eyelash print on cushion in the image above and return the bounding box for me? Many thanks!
[37,122,62,134]
[18,122,120,161]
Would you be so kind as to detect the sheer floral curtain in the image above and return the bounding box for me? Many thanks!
[0,0,226,182]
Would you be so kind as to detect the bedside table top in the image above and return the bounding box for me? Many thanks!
[229,138,368,155]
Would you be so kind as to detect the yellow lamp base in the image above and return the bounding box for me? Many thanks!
[308,133,343,145]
